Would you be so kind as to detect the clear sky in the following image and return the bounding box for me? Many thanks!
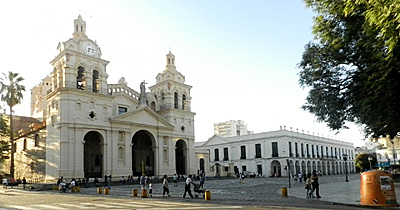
[0,0,366,146]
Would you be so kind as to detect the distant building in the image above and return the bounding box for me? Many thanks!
[214,120,252,137]
[372,136,400,167]
[196,128,355,177]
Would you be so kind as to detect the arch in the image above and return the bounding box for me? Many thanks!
[175,139,187,175]
[289,160,295,176]
[77,66,86,90]
[131,130,155,176]
[270,160,281,177]
[312,161,316,172]
[92,70,99,93]
[301,161,306,174]
[295,160,300,174]
[182,94,186,110]
[307,161,311,174]
[150,101,156,111]
[84,131,103,178]
[174,92,178,109]
[200,158,205,172]
[322,161,326,175]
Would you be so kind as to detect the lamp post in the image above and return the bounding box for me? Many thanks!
[368,156,372,170]
[390,139,396,167]
[343,154,348,182]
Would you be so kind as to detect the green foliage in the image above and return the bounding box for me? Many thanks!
[299,0,400,138]
[0,72,25,108]
[355,153,376,171]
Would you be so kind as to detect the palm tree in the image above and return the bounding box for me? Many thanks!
[0,71,25,178]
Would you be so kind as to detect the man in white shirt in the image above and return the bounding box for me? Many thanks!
[183,175,194,198]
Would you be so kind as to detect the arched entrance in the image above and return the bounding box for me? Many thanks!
[175,140,187,175]
[270,160,281,177]
[295,161,300,174]
[199,158,205,172]
[132,130,155,176]
[84,131,103,178]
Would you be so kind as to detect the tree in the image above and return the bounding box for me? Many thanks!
[355,153,376,172]
[0,71,25,178]
[299,0,400,139]
[0,114,10,163]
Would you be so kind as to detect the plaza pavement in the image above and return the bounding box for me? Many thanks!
[1,173,400,209]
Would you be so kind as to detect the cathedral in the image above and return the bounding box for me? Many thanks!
[28,15,198,181]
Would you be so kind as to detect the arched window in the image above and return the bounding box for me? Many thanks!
[182,94,186,110]
[174,92,178,109]
[151,101,155,111]
[77,66,85,90]
[92,70,99,93]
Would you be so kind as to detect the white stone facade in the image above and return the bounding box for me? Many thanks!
[196,129,355,177]
[30,16,196,181]
[214,120,250,137]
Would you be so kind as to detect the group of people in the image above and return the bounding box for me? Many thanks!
[304,170,321,198]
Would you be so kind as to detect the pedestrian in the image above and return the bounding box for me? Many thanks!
[239,172,245,183]
[163,175,170,197]
[311,170,321,198]
[183,175,194,198]
[121,176,126,184]
[94,177,99,187]
[305,173,314,198]
[298,172,303,183]
[22,177,26,189]
[149,181,153,197]
[173,174,178,187]
[140,175,146,190]
[106,176,111,189]
[68,178,76,192]
[199,175,205,188]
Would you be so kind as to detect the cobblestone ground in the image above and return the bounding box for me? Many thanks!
[0,174,383,210]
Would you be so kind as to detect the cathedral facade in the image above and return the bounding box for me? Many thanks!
[30,16,196,181]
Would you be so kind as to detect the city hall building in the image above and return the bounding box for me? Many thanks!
[18,16,197,181]
[196,128,355,177]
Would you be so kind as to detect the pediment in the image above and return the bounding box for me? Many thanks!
[200,134,229,146]
[110,106,173,130]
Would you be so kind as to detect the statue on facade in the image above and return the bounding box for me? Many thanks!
[139,80,147,105]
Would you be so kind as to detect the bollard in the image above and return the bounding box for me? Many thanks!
[205,190,211,200]
[104,187,110,195]
[52,185,57,190]
[282,187,288,197]
[141,189,147,198]
[97,187,103,194]
[76,186,81,193]
[71,187,76,193]
[133,189,138,197]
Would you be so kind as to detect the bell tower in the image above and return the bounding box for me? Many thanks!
[149,51,195,134]
[49,15,109,94]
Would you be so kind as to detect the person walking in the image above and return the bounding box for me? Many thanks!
[163,175,170,197]
[298,172,303,183]
[149,181,153,197]
[183,175,194,198]
[199,175,205,188]
[305,173,314,198]
[173,174,178,187]
[311,170,321,198]
[22,177,26,189]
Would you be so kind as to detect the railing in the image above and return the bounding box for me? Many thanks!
[108,84,140,100]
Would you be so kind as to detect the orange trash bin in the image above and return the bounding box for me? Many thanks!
[360,170,398,206]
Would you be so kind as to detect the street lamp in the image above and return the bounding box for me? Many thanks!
[368,156,373,170]
[343,154,349,182]
[390,139,396,167]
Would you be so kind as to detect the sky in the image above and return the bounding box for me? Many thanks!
[0,0,367,146]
